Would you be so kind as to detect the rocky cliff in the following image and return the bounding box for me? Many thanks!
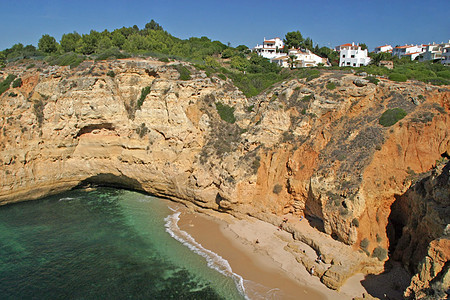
[1,58,449,294]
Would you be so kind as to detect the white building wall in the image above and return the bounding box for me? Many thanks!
[392,45,424,60]
[339,45,371,67]
[442,47,450,65]
[253,37,285,60]
[374,45,393,53]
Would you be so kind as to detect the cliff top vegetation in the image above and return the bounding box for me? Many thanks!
[0,20,448,99]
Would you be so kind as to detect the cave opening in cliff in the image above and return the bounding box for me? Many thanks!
[76,173,143,191]
[386,194,407,255]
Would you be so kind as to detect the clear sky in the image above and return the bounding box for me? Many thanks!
[1,0,449,52]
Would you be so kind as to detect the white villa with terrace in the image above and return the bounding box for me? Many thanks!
[419,41,450,62]
[336,43,371,67]
[374,44,393,53]
[271,48,328,68]
[392,44,426,60]
[253,37,285,60]
[253,37,327,68]
[442,46,450,65]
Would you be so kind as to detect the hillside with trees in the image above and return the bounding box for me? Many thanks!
[0,21,448,98]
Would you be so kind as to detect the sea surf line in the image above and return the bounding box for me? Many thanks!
[164,210,251,299]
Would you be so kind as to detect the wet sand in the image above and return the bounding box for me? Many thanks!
[177,209,349,300]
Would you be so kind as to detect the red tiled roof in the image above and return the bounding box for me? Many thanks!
[340,43,353,47]
[376,45,391,48]
[395,45,413,49]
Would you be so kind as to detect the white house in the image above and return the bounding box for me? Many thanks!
[419,41,450,62]
[288,48,328,67]
[392,44,425,60]
[374,45,393,53]
[442,46,450,65]
[271,48,328,68]
[253,37,285,60]
[337,43,371,67]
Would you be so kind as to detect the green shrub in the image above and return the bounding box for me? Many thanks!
[137,86,151,110]
[215,102,236,124]
[436,70,450,79]
[33,100,45,126]
[217,73,226,80]
[135,123,148,138]
[174,64,191,80]
[379,108,407,127]
[158,57,169,62]
[273,184,283,194]
[372,246,388,261]
[360,238,369,250]
[252,158,260,174]
[106,70,115,77]
[388,73,407,82]
[8,92,17,97]
[46,52,85,68]
[425,77,450,86]
[301,94,312,102]
[247,105,254,112]
[364,76,379,85]
[376,233,382,243]
[326,82,336,90]
[0,74,17,95]
[229,72,289,98]
[352,218,360,227]
[306,73,320,82]
[95,47,129,61]
[26,63,35,69]
[12,78,22,88]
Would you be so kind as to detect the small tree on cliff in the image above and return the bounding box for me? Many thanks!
[38,34,58,54]
[284,31,304,50]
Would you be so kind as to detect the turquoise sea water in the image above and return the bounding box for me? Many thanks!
[0,188,244,299]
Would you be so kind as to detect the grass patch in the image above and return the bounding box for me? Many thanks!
[217,73,226,80]
[379,108,407,127]
[215,102,236,124]
[46,52,85,68]
[229,72,288,98]
[137,86,151,110]
[174,64,191,80]
[301,94,313,102]
[12,78,22,88]
[0,74,17,95]
[388,73,407,82]
[326,82,336,90]
[33,100,45,126]
[364,76,379,85]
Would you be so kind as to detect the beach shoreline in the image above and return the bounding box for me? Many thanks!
[173,204,368,300]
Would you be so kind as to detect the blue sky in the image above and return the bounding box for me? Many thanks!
[1,0,449,52]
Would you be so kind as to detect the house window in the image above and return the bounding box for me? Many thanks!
[351,55,355,58]
[353,63,356,66]
[343,55,346,58]
[346,62,350,66]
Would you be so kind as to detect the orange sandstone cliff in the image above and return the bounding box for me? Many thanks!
[0,58,449,296]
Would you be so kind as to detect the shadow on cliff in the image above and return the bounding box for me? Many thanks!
[76,173,143,191]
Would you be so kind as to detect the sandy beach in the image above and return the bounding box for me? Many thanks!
[175,205,369,300]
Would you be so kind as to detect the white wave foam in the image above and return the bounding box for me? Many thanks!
[58,197,76,201]
[164,211,249,299]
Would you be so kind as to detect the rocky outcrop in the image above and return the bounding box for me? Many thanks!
[388,161,450,299]
[1,58,449,293]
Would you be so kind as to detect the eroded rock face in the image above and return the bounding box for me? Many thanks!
[1,58,449,291]
[389,161,450,298]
